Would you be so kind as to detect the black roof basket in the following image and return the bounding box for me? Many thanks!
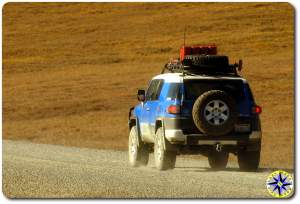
[161,57,240,77]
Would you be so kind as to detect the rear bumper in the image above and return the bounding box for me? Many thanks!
[163,117,261,146]
[165,129,261,145]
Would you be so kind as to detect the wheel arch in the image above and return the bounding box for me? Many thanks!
[155,119,164,134]
[155,118,177,151]
[155,118,166,150]
[129,117,142,147]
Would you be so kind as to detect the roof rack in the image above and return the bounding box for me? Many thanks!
[161,59,184,74]
[161,45,243,77]
[161,58,240,77]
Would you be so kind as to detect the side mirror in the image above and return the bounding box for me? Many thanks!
[238,59,243,71]
[137,89,145,102]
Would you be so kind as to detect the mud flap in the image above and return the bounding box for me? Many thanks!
[160,120,178,152]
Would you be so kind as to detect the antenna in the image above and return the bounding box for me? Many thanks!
[183,26,186,46]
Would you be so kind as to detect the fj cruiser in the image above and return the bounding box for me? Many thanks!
[128,45,262,171]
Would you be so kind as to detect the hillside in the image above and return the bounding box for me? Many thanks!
[3,2,294,168]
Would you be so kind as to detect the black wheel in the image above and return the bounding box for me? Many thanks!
[128,126,149,167]
[238,147,261,172]
[192,90,238,136]
[208,151,229,170]
[154,128,176,170]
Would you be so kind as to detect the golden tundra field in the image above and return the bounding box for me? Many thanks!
[3,3,294,168]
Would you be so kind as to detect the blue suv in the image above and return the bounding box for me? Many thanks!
[128,55,262,171]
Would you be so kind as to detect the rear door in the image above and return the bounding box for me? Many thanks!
[140,79,159,140]
[140,79,164,142]
[146,79,164,136]
[182,79,247,117]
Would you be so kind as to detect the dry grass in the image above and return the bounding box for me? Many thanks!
[3,2,294,168]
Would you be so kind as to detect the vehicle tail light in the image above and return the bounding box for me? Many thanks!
[167,105,181,114]
[252,105,262,114]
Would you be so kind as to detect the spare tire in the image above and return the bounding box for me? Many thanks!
[192,90,238,136]
[184,55,229,68]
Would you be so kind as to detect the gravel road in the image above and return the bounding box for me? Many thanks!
[3,140,291,198]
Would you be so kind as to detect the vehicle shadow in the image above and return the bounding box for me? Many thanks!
[175,166,294,173]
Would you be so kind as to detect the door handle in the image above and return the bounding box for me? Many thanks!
[146,107,150,111]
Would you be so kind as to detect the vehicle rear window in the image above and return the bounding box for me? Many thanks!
[167,83,181,100]
[146,79,164,101]
[184,79,245,100]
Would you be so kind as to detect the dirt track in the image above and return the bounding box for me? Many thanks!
[4,140,293,198]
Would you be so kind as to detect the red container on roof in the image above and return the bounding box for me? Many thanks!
[180,45,217,62]
[207,45,217,54]
[191,46,201,54]
[180,46,192,61]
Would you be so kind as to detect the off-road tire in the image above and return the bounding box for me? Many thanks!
[238,142,261,171]
[192,90,238,136]
[154,128,176,170]
[128,126,150,167]
[208,151,229,170]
